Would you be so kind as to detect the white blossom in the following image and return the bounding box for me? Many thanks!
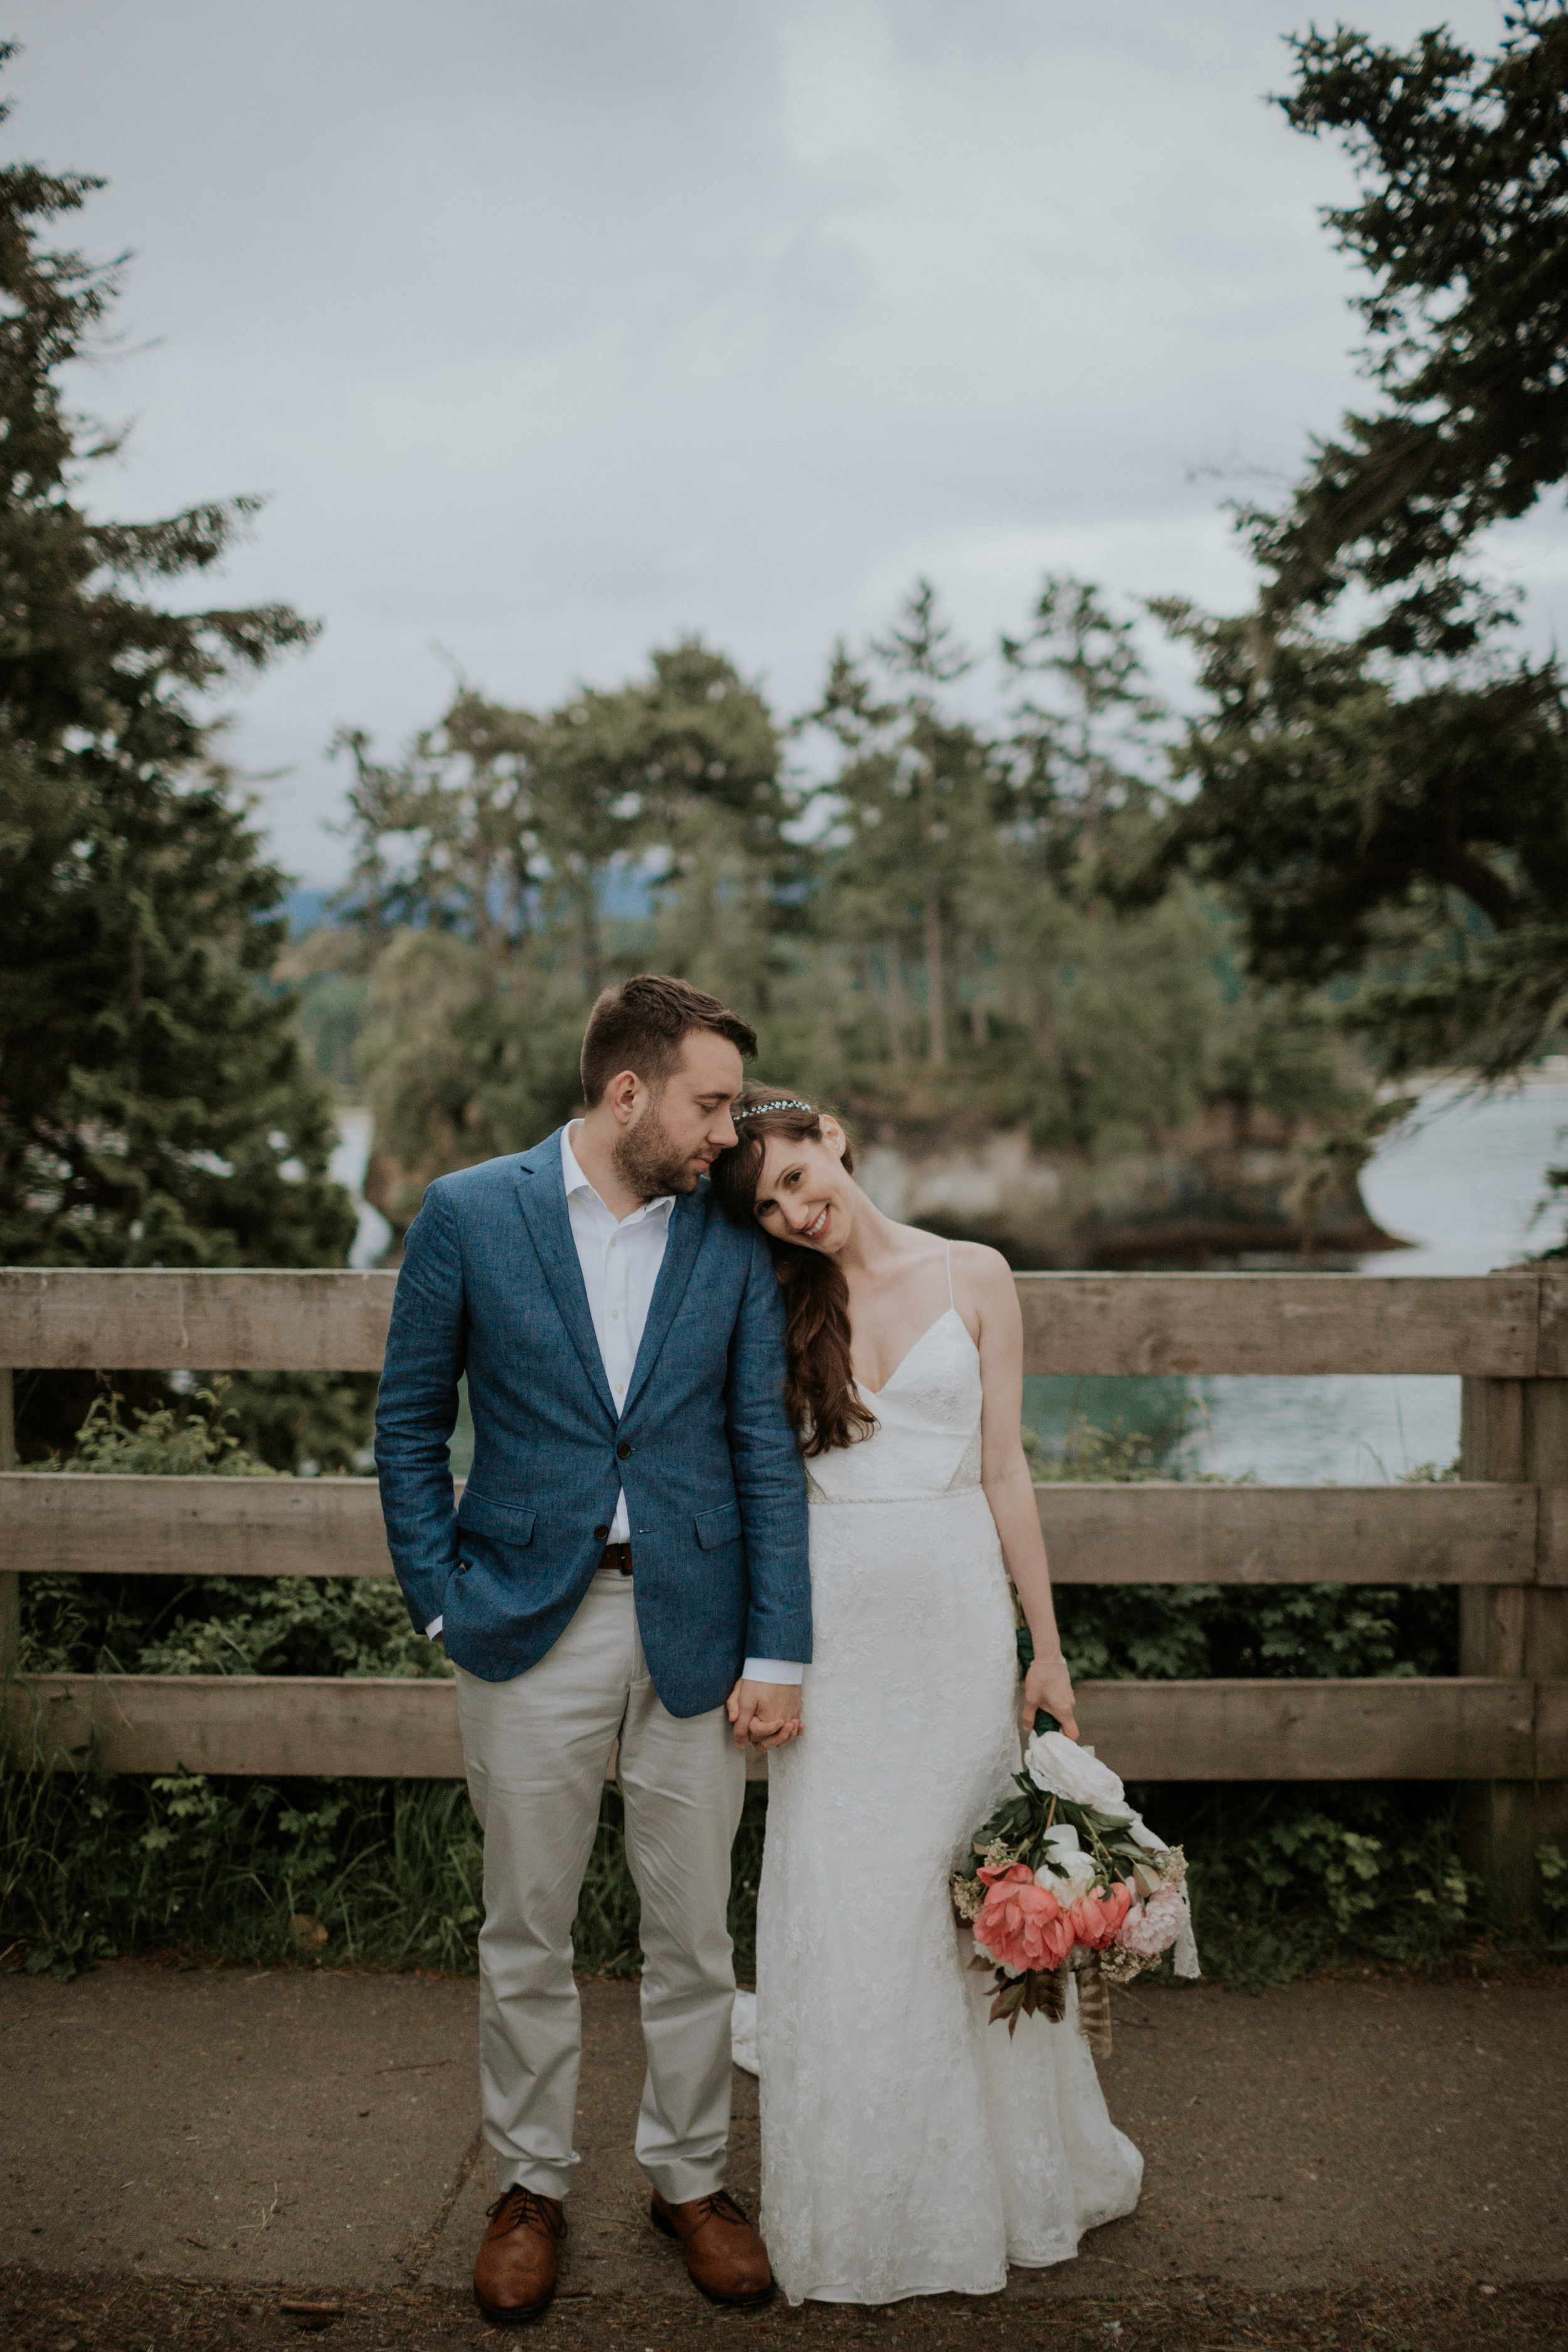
[1036,1825,1098,1897]
[1023,1731,1135,1820]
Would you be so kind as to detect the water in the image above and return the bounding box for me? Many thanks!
[329,1108,394,1271]
[331,1081,1568,1486]
[1022,1069,1568,1483]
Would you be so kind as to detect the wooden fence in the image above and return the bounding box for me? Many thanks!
[2,1266,1565,1899]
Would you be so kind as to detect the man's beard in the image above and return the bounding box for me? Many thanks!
[612,1098,702,1200]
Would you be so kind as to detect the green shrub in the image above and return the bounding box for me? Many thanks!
[1143,1784,1483,1992]
[0,1760,765,1987]
[18,1383,441,1682]
[1537,1844,1568,1952]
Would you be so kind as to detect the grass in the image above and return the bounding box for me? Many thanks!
[6,1744,1561,1990]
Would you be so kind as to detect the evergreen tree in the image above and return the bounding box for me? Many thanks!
[0,65,356,1452]
[1256,3,1568,657]
[811,583,993,1071]
[1134,8,1568,1078]
[331,578,1377,1244]
[334,642,793,1235]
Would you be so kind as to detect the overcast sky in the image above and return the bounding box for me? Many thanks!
[10,0,1560,884]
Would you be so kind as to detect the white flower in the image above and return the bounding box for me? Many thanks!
[1036,1825,1097,1899]
[1024,1731,1135,1821]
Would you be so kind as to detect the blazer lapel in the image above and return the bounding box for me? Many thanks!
[514,1134,618,1425]
[621,1187,705,1422]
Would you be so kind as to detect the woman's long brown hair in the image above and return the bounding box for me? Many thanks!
[709,1089,880,1457]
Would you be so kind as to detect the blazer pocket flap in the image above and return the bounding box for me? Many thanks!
[693,1500,741,1550]
[457,1489,537,1545]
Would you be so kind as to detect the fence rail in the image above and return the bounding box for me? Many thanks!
[2,1263,1564,1374]
[3,1266,1566,1895]
[8,1670,1559,1785]
[3,1469,1564,1587]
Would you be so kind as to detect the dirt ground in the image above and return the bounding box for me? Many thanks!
[1,1959,1564,2348]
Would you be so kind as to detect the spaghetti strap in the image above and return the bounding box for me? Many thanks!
[945,1237,954,1310]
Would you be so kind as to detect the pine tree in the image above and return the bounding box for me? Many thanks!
[812,583,993,1073]
[0,59,349,1271]
[334,642,793,1235]
[0,60,356,1453]
[1134,8,1568,1079]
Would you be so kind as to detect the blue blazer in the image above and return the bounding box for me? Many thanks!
[374,1129,812,1717]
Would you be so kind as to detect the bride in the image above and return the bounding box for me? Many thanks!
[711,1090,1142,2307]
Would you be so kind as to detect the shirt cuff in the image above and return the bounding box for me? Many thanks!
[425,1616,443,1639]
[742,1657,803,1684]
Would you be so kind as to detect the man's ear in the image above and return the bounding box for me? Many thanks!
[819,1115,849,1160]
[607,1068,643,1125]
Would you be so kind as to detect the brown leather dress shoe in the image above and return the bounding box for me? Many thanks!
[649,2187,773,2307]
[472,2186,567,2326]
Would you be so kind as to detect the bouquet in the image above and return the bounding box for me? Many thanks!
[951,1728,1199,2055]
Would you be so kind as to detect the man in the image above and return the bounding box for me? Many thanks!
[376,974,810,2324]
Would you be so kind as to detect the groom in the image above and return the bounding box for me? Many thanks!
[376,973,810,2323]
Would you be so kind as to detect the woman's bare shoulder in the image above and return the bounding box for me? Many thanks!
[951,1237,1014,1288]
[949,1238,1017,1328]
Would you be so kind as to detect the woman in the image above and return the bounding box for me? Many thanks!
[711,1090,1142,2308]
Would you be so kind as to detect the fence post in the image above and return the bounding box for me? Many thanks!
[1460,1325,1568,1907]
[0,1366,16,1682]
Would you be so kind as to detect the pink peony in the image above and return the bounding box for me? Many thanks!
[1066,1880,1135,1951]
[1113,1881,1187,1959]
[974,1865,1074,1974]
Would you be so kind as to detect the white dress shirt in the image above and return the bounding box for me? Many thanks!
[429,1122,801,1686]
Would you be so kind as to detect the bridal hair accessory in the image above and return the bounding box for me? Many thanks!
[951,1722,1198,2056]
[733,1098,813,1125]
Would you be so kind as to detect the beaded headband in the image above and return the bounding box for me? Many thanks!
[733,1098,814,1125]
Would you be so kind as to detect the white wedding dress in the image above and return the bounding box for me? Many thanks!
[755,1277,1143,2306]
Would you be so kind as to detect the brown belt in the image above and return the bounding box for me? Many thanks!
[598,1542,633,1578]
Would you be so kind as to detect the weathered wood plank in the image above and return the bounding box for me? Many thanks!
[0,1473,395,1579]
[4,1673,464,1777]
[1537,1274,1568,1377]
[1015,1272,1539,1376]
[0,1472,1540,1588]
[4,1671,1552,1782]
[0,1269,395,1371]
[1536,1681,1568,1779]
[1071,1675,1547,1781]
[1037,1481,1535,1586]
[1537,1488,1568,1587]
[0,1266,1542,1376]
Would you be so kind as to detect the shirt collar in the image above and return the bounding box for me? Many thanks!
[561,1121,675,1224]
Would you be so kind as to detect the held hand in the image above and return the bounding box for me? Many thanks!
[1022,1653,1078,1744]
[726,1678,804,1751]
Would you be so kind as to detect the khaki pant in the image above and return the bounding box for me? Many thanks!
[455,1569,746,2203]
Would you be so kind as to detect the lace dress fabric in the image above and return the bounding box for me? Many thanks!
[756,1303,1143,2306]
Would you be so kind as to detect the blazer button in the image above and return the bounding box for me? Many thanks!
[457,1560,470,1574]
[617,1441,633,1460]
[594,1523,610,1541]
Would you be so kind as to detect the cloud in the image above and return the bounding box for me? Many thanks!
[8,0,1549,879]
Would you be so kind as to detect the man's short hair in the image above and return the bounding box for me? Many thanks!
[580,973,758,1106]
